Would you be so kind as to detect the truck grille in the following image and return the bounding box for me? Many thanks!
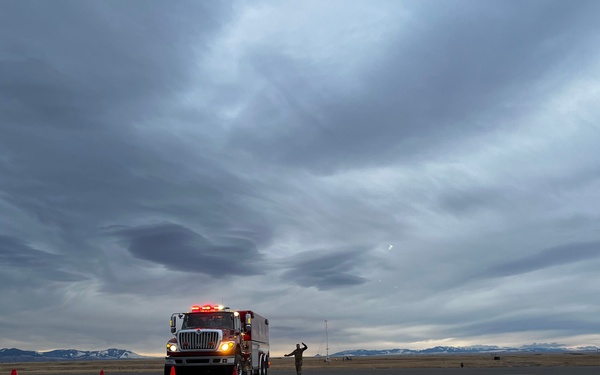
[178,330,221,350]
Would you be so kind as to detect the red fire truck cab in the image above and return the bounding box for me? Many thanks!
[165,305,270,375]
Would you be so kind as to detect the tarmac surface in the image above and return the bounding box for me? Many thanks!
[3,357,600,375]
[270,368,600,375]
[35,367,599,375]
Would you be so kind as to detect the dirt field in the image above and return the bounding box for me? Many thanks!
[1,353,600,374]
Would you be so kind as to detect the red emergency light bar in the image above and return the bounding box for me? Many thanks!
[190,304,224,313]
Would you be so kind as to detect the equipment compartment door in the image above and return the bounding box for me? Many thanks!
[252,343,260,368]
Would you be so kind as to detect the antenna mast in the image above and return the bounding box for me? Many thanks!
[325,320,330,362]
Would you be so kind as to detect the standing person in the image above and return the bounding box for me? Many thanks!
[284,342,308,375]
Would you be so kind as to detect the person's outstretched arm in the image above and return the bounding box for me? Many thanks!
[302,342,308,350]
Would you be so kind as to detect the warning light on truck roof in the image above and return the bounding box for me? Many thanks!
[190,304,224,312]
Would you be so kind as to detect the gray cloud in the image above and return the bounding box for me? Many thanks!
[280,247,370,290]
[437,187,506,215]
[0,235,87,283]
[229,0,600,174]
[112,223,264,277]
[481,241,600,279]
[456,313,600,338]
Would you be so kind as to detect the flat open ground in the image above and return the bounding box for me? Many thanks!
[1,354,600,374]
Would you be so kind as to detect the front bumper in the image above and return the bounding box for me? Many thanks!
[165,355,236,367]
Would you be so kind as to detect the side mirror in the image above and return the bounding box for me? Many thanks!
[170,316,177,334]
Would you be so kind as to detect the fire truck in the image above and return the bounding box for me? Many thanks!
[165,305,270,375]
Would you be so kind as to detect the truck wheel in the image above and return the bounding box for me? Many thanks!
[234,354,243,375]
[261,358,268,375]
[164,365,171,375]
[253,356,261,375]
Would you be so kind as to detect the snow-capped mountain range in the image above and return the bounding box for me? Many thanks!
[3,343,599,362]
[331,344,600,357]
[0,348,144,362]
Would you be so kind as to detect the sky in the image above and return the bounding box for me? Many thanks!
[1,0,600,358]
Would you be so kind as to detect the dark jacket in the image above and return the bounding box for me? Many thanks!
[285,343,308,361]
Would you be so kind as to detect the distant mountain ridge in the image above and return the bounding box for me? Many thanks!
[4,343,599,362]
[0,348,143,362]
[331,344,600,357]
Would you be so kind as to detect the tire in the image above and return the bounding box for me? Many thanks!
[164,365,171,375]
[258,356,263,375]
[261,357,268,375]
[234,354,243,375]
[260,355,269,375]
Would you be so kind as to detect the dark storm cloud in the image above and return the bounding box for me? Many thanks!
[0,1,242,252]
[112,223,264,277]
[0,235,87,282]
[0,3,212,131]
[230,0,600,174]
[281,247,369,290]
[0,0,277,305]
[481,240,600,278]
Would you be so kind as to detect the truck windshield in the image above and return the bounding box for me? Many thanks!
[183,313,233,329]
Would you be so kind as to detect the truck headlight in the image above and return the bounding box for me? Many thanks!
[167,343,178,352]
[220,341,234,351]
